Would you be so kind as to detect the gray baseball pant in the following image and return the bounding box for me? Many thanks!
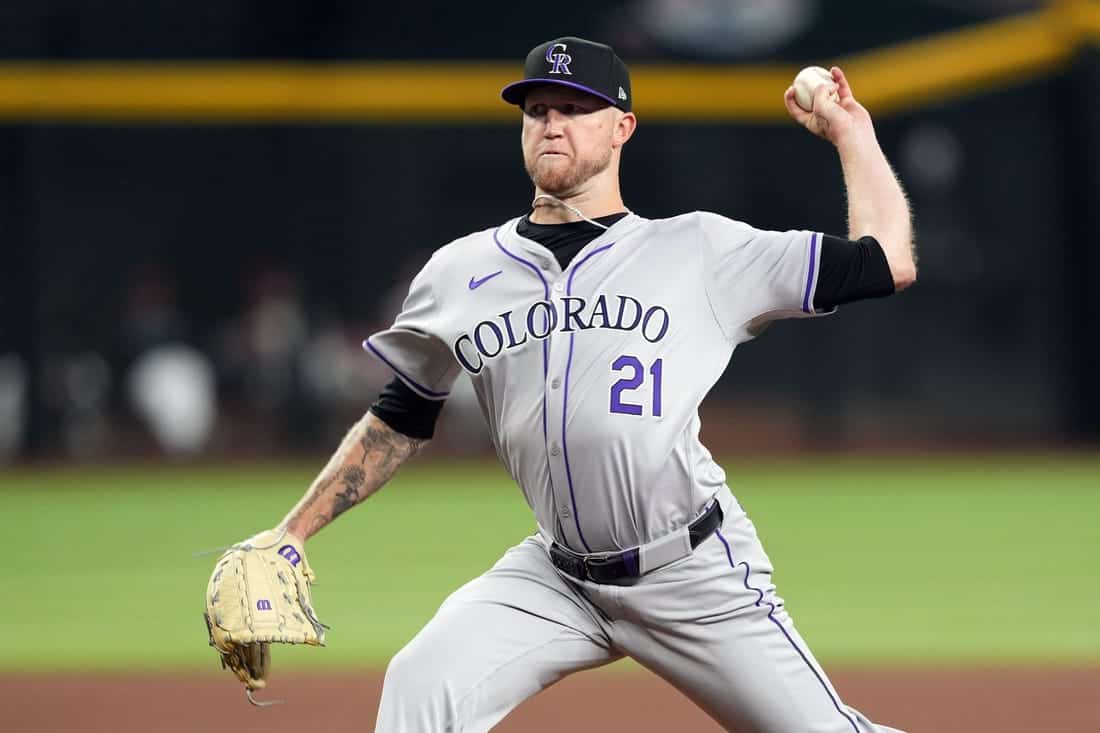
[375,490,905,733]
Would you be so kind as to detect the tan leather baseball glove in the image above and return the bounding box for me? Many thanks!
[203,529,326,705]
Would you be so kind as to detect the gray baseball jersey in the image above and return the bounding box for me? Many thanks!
[366,211,828,553]
[368,211,905,733]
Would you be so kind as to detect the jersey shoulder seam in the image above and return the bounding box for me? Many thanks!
[417,224,507,300]
[696,213,739,345]
[429,224,502,263]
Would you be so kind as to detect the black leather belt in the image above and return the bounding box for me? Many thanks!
[549,501,723,584]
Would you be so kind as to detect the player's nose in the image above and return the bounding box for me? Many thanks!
[543,108,568,136]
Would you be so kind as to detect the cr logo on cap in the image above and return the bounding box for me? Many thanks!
[545,43,572,76]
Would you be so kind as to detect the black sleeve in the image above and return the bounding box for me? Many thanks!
[813,235,896,310]
[368,377,445,440]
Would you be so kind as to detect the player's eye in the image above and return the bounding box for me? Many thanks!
[524,104,548,118]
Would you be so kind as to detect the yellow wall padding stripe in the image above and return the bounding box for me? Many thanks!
[0,63,525,122]
[0,1,1094,122]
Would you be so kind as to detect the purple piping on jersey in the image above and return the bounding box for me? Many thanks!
[801,232,819,314]
[501,78,619,109]
[561,241,617,554]
[362,338,450,399]
[493,225,551,438]
[494,224,575,550]
[714,528,859,733]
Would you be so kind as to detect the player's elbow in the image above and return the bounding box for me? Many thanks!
[884,237,917,292]
[892,260,917,292]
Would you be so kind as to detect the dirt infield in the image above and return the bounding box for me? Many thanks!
[3,666,1097,732]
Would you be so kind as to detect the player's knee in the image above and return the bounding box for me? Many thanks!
[376,650,454,732]
[381,641,458,714]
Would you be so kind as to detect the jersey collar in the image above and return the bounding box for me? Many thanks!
[503,212,647,274]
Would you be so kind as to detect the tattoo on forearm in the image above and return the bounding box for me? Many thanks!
[359,422,414,470]
[331,465,366,520]
[283,414,426,539]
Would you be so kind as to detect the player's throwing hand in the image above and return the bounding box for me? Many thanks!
[784,66,872,146]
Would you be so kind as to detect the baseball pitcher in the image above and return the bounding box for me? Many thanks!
[205,36,916,732]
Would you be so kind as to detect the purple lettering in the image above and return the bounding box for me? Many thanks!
[560,297,589,332]
[641,306,671,343]
[453,334,483,374]
[474,320,504,358]
[587,294,611,329]
[277,545,301,566]
[612,295,643,331]
[610,355,645,415]
[499,310,528,349]
[527,301,558,339]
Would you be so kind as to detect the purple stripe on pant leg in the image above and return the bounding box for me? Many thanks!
[802,232,819,314]
[715,528,859,733]
[560,242,617,554]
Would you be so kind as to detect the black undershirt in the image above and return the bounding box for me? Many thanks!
[370,215,896,438]
[370,377,444,439]
[516,212,631,268]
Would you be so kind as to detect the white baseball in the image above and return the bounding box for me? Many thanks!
[793,66,838,112]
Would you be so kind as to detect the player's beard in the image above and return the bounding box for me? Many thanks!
[525,146,612,197]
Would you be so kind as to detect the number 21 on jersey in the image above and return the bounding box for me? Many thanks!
[610,355,663,417]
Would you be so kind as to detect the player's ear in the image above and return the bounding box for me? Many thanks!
[612,111,637,148]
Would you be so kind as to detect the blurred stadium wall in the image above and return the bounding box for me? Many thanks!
[0,0,1097,460]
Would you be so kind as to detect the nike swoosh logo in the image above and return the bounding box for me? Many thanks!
[468,271,503,290]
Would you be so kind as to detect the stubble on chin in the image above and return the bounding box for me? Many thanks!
[525,149,612,196]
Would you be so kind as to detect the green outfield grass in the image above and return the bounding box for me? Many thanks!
[1,455,1098,671]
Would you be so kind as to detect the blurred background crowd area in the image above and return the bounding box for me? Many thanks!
[0,0,1097,462]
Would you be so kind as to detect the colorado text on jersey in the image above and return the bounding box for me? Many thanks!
[452,294,671,374]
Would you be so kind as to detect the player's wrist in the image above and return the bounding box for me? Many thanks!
[277,522,310,546]
[832,116,877,155]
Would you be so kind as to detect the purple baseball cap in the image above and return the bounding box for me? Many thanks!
[501,37,632,112]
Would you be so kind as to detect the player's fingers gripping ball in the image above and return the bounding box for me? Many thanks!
[793,66,839,112]
[204,529,327,698]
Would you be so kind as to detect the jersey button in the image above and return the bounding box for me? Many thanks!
[550,377,561,389]
[549,443,561,456]
[553,282,564,292]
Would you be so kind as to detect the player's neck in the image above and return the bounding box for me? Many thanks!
[528,189,627,225]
